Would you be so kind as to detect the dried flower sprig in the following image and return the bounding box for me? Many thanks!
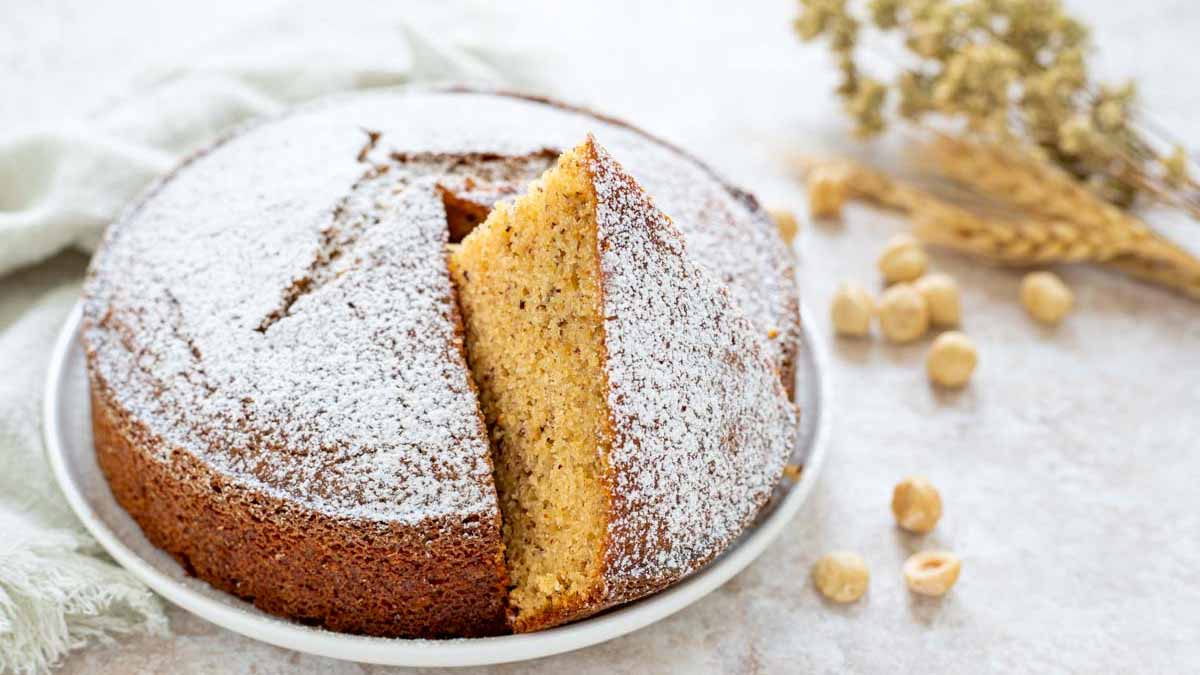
[795,0,1200,215]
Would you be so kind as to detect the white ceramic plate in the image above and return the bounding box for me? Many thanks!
[43,301,829,668]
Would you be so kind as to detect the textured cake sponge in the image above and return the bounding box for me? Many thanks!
[449,136,797,632]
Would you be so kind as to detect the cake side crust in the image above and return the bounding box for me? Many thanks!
[89,370,510,638]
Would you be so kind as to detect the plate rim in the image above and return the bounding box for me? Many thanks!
[43,300,830,668]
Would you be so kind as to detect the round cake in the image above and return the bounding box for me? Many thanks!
[82,88,801,638]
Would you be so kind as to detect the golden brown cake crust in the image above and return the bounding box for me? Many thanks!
[89,372,509,637]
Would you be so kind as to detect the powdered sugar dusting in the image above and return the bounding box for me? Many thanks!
[586,139,797,586]
[82,89,798,526]
[85,164,497,523]
[352,89,800,379]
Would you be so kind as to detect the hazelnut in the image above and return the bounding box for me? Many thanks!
[783,463,803,481]
[926,331,978,388]
[877,283,929,343]
[891,476,943,534]
[812,551,870,603]
[1020,271,1073,324]
[914,273,961,327]
[770,208,800,245]
[903,551,962,597]
[878,234,929,284]
[831,282,875,337]
[807,165,850,219]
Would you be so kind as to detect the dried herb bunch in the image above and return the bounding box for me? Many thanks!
[795,0,1198,214]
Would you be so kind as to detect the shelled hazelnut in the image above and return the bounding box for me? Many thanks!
[812,552,870,603]
[878,234,929,284]
[807,165,850,219]
[831,282,875,337]
[770,208,800,244]
[891,477,943,534]
[903,551,962,597]
[1020,271,1073,324]
[877,283,929,343]
[915,273,961,327]
[926,331,978,388]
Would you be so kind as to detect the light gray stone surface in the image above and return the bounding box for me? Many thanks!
[4,0,1198,672]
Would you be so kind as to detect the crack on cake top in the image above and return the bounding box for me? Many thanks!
[254,164,394,334]
[86,161,501,523]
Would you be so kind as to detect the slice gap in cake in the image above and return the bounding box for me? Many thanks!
[449,140,613,631]
[449,135,796,632]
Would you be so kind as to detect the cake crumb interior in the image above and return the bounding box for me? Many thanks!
[448,145,611,631]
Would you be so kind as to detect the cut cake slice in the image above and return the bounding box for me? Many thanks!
[449,136,796,631]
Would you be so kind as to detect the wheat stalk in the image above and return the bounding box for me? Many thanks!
[838,162,1133,264]
[922,136,1200,274]
[817,157,1200,299]
[1105,255,1200,301]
